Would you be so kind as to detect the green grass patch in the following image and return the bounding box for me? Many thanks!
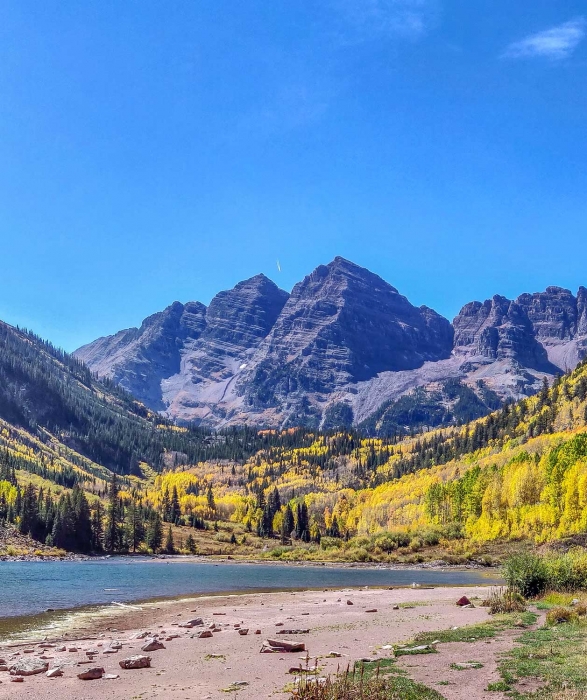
[293,672,446,699]
[414,612,537,645]
[449,661,484,671]
[487,680,511,692]
[353,658,401,679]
[497,618,587,698]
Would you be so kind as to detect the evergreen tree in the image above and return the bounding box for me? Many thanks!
[124,499,145,552]
[71,484,92,552]
[104,472,123,552]
[207,484,216,511]
[165,526,175,554]
[147,512,163,552]
[185,533,197,554]
[91,501,104,551]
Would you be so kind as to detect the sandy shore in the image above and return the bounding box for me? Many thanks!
[0,585,518,699]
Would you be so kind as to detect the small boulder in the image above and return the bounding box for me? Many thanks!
[179,617,204,628]
[141,639,165,652]
[77,667,104,680]
[365,609,378,613]
[46,668,63,678]
[456,596,471,607]
[238,629,249,636]
[119,655,151,670]
[103,673,120,680]
[346,600,354,606]
[392,605,400,610]
[9,658,49,676]
[196,630,213,639]
[10,677,24,683]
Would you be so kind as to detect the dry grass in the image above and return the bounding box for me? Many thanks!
[290,663,444,699]
[481,587,526,615]
[546,607,579,626]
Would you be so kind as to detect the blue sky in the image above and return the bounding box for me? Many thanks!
[1,1,586,351]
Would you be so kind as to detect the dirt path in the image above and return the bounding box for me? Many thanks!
[396,608,545,700]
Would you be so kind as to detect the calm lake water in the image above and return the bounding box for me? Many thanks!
[0,558,502,621]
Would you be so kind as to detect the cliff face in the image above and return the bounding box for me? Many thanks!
[75,259,587,430]
[239,257,453,418]
[75,301,207,410]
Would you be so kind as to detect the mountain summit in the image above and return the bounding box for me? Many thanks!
[74,259,587,430]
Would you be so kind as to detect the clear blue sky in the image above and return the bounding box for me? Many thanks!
[1,1,586,351]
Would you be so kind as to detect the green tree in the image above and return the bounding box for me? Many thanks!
[104,472,123,552]
[147,512,163,552]
[165,525,175,554]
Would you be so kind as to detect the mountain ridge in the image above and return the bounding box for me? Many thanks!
[74,257,587,431]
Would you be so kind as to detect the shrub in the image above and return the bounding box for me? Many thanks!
[348,547,370,562]
[503,552,548,598]
[373,533,397,553]
[546,607,578,626]
[544,550,587,591]
[441,522,465,540]
[409,537,423,552]
[420,529,441,547]
[320,537,343,550]
[481,587,525,615]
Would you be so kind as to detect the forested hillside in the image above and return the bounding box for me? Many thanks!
[3,314,587,559]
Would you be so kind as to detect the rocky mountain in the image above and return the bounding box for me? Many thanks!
[74,258,587,432]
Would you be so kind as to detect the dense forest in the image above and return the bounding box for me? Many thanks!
[3,317,587,556]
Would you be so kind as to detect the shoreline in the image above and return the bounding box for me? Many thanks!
[0,551,495,570]
[0,579,503,645]
[0,584,514,700]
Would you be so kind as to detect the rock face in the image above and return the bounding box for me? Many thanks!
[75,259,587,431]
[239,257,453,422]
[75,301,207,411]
[76,275,289,420]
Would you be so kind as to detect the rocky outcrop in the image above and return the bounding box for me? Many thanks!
[75,301,207,411]
[75,258,587,430]
[76,275,289,422]
[452,295,554,372]
[239,257,453,419]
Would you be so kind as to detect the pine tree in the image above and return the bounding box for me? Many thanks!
[170,486,181,524]
[104,472,123,552]
[207,484,216,512]
[71,484,92,552]
[91,501,104,551]
[147,512,163,552]
[185,533,197,554]
[19,483,39,537]
[124,499,145,552]
[165,526,175,554]
[282,504,295,541]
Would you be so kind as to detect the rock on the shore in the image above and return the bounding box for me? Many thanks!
[78,667,104,680]
[46,668,63,678]
[179,617,204,628]
[456,596,471,606]
[141,638,166,652]
[119,655,151,670]
[9,658,49,676]
[263,639,306,653]
[196,630,213,639]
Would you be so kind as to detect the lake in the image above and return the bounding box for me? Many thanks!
[0,558,502,621]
